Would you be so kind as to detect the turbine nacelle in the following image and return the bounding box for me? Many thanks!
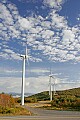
[49,74,54,77]
[20,54,29,59]
[20,54,26,58]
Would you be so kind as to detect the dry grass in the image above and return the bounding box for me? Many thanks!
[0,106,32,116]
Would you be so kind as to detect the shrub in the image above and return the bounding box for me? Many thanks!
[51,96,80,110]
[0,94,15,108]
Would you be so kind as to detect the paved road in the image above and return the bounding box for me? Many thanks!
[0,103,80,120]
[0,115,80,120]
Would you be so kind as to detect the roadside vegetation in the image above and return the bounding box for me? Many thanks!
[50,88,80,111]
[0,93,31,115]
[51,95,80,111]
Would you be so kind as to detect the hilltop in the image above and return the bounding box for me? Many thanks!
[57,87,80,96]
[25,87,80,102]
[23,87,80,111]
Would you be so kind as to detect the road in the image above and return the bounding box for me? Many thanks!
[0,102,80,120]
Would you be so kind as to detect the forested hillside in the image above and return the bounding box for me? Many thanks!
[24,87,80,111]
[25,87,80,102]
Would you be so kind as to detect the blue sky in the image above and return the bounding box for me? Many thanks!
[0,0,80,93]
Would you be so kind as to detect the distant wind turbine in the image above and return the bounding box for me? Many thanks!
[49,74,53,101]
[20,46,29,105]
[52,78,56,96]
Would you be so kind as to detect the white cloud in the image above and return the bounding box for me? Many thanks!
[0,52,10,59]
[41,29,54,39]
[62,29,75,42]
[0,75,80,93]
[0,77,22,93]
[18,17,31,29]
[0,0,80,63]
[29,56,42,62]
[77,17,80,21]
[29,68,49,76]
[4,49,14,54]
[51,12,68,29]
[0,2,20,41]
[0,67,22,77]
[0,48,21,60]
[0,3,14,25]
[43,0,64,10]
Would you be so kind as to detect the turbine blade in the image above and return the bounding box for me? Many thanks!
[50,67,51,75]
[25,45,30,65]
[26,46,28,58]
[27,57,29,65]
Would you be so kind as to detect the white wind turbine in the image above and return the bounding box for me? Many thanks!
[52,76,56,96]
[49,74,53,101]
[20,46,29,105]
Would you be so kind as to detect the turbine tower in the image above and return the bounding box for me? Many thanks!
[52,77,56,96]
[20,46,28,105]
[49,74,53,101]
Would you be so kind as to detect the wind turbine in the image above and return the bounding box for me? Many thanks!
[49,74,53,101]
[52,76,56,96]
[20,46,29,105]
